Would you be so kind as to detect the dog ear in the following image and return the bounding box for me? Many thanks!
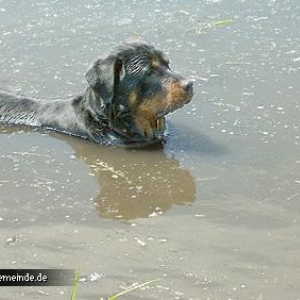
[86,54,123,103]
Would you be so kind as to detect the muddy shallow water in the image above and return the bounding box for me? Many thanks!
[1,0,300,299]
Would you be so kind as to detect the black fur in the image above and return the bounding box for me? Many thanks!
[0,38,193,147]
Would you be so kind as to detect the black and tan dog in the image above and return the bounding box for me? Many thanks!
[0,38,193,147]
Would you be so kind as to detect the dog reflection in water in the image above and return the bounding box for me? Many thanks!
[65,136,196,219]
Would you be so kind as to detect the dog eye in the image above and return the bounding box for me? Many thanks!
[161,59,170,68]
[146,68,157,76]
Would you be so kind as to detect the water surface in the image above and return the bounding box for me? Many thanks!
[1,0,300,299]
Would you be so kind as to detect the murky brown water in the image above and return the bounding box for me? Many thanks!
[1,0,300,299]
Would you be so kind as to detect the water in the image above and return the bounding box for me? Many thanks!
[1,0,300,299]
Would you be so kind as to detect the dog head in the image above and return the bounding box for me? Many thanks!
[86,38,194,144]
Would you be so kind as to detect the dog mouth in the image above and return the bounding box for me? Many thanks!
[155,116,167,133]
[156,92,194,119]
[123,118,166,147]
[153,91,193,139]
[125,88,193,147]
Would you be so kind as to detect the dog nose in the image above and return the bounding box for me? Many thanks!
[181,80,193,92]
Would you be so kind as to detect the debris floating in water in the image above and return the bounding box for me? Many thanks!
[189,17,234,35]
[134,237,146,247]
[213,19,233,27]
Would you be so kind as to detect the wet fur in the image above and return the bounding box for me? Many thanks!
[0,38,193,146]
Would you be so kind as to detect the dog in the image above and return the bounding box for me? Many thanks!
[0,38,194,147]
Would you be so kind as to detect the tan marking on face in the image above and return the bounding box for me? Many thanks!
[128,90,138,109]
[156,117,166,132]
[131,78,193,139]
[134,96,162,139]
[134,115,157,139]
[127,90,162,139]
[151,57,160,68]
[168,82,187,105]
[166,81,190,108]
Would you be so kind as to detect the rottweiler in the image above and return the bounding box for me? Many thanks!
[0,38,193,147]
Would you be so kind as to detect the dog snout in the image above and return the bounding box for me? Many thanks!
[181,80,193,92]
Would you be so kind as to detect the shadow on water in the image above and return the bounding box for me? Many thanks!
[58,134,196,220]
[55,119,228,220]
[0,123,227,221]
[166,122,229,156]
[0,126,191,220]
